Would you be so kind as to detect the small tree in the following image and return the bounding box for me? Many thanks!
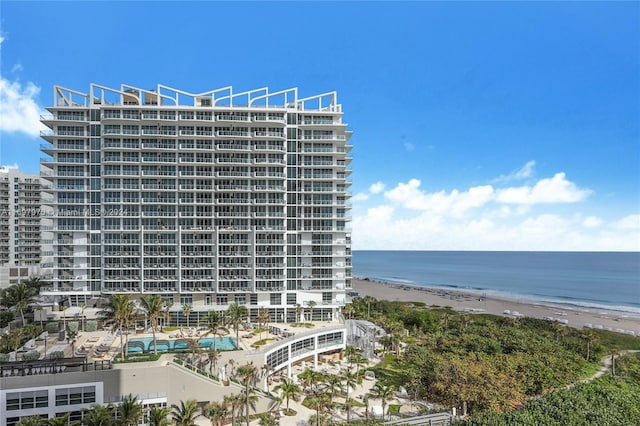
[370,382,395,420]
[274,377,301,415]
[204,401,227,426]
[181,303,193,329]
[147,405,171,426]
[117,394,143,426]
[171,399,199,426]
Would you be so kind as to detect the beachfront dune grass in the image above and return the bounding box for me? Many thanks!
[349,295,637,420]
[464,353,640,425]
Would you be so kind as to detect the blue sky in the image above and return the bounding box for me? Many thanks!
[0,1,638,250]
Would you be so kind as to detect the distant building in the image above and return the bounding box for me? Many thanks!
[0,167,43,289]
[39,83,353,324]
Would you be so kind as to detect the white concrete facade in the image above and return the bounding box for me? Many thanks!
[39,84,352,322]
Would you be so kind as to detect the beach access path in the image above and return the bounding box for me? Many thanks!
[352,279,640,335]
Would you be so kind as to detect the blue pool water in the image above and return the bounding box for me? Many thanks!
[127,336,237,353]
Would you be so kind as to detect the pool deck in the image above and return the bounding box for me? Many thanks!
[73,320,343,363]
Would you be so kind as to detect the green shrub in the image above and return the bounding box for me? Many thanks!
[0,353,10,362]
[0,311,15,328]
[46,322,60,333]
[67,321,79,334]
[22,351,41,361]
[49,351,64,360]
[85,320,98,332]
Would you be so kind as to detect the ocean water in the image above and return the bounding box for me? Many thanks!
[353,251,640,317]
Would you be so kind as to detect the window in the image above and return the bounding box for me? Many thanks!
[6,393,20,410]
[270,293,282,305]
[287,293,297,305]
[235,294,246,305]
[6,391,48,410]
[55,386,95,406]
[180,294,193,305]
[216,294,228,305]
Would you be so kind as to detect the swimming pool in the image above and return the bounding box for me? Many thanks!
[126,336,237,353]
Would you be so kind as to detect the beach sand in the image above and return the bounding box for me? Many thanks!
[352,279,640,335]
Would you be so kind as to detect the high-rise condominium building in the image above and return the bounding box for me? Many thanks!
[0,167,43,266]
[40,84,352,323]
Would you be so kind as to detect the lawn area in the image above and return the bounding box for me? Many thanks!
[370,354,406,388]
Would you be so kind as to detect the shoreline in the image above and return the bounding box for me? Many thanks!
[352,278,640,335]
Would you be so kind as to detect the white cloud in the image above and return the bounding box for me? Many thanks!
[352,172,637,251]
[352,192,369,202]
[0,163,20,171]
[495,173,592,205]
[404,142,415,152]
[492,160,536,183]
[384,179,494,217]
[612,215,640,231]
[369,182,385,194]
[11,63,23,73]
[0,77,46,137]
[582,216,602,228]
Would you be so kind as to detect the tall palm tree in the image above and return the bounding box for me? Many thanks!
[305,393,331,426]
[147,405,171,426]
[23,276,48,292]
[256,308,271,339]
[226,302,248,343]
[1,282,37,326]
[307,300,317,323]
[274,377,302,415]
[294,304,303,323]
[580,330,598,361]
[324,373,342,406]
[117,394,143,426]
[351,354,368,374]
[298,367,322,394]
[182,303,193,329]
[236,362,258,425]
[139,294,166,355]
[83,404,115,426]
[342,303,354,320]
[223,393,242,426]
[203,310,223,352]
[204,401,228,426]
[370,382,395,420]
[186,338,201,364]
[343,345,359,368]
[171,399,199,426]
[240,388,258,425]
[207,349,221,376]
[362,295,376,319]
[340,367,361,422]
[99,294,135,360]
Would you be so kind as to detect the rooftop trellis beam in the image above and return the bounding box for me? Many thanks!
[54,84,332,110]
[297,91,338,112]
[53,86,89,107]
[157,84,232,106]
[248,87,298,108]
[214,86,268,107]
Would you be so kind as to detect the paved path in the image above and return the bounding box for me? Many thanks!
[580,349,639,384]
